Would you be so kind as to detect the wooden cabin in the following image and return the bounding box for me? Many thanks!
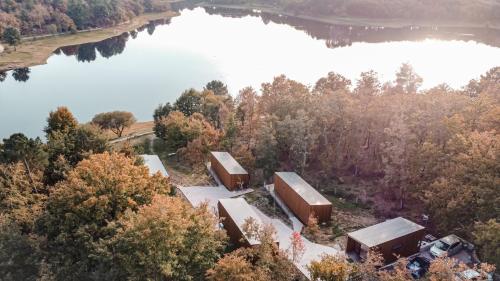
[346,217,425,264]
[210,151,249,190]
[140,155,169,177]
[217,198,263,247]
[274,172,332,225]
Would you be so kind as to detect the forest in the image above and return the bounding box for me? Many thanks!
[0,65,498,280]
[205,0,500,25]
[0,0,171,38]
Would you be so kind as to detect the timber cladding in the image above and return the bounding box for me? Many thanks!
[210,152,249,190]
[274,172,332,225]
[217,198,262,247]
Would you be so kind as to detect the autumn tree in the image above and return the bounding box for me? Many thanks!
[473,220,500,268]
[308,254,354,281]
[112,196,227,281]
[0,163,45,232]
[92,111,137,137]
[423,130,499,237]
[38,152,171,280]
[44,106,78,137]
[207,219,298,281]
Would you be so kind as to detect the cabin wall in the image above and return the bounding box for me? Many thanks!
[274,174,311,224]
[374,228,425,263]
[217,201,248,247]
[311,204,333,224]
[210,154,249,190]
[274,174,332,225]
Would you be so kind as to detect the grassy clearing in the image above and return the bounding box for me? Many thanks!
[103,121,154,140]
[0,11,178,71]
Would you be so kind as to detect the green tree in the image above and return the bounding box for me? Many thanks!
[205,80,229,96]
[91,111,137,137]
[44,124,108,184]
[174,88,202,116]
[0,217,44,281]
[0,133,47,176]
[2,26,21,47]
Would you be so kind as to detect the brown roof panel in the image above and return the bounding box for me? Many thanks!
[275,172,331,206]
[211,151,248,175]
[348,217,425,248]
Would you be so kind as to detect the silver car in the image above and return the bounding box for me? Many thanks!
[430,234,463,257]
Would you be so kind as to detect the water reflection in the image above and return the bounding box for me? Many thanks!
[12,68,31,82]
[54,18,169,63]
[204,6,500,49]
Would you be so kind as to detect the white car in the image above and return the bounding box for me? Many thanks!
[456,269,493,281]
[430,235,463,258]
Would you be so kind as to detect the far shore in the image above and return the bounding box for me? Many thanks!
[199,2,500,30]
[0,11,178,72]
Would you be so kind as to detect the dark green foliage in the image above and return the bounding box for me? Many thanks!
[2,26,20,46]
[205,80,229,96]
[0,220,43,281]
[0,133,47,172]
[11,68,30,82]
[44,124,108,184]
[174,88,202,116]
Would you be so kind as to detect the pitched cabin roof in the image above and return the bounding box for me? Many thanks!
[275,172,331,206]
[140,155,169,177]
[211,151,248,175]
[218,198,263,246]
[347,217,425,248]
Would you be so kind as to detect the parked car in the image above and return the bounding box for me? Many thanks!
[456,269,493,281]
[406,256,431,279]
[430,234,463,257]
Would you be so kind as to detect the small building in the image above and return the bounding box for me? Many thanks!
[346,217,425,264]
[140,155,169,177]
[210,151,249,190]
[274,172,332,225]
[217,198,262,247]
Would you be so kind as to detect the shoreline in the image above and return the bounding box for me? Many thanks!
[0,11,178,72]
[199,3,500,30]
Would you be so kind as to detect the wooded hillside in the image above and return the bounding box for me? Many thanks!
[0,0,171,37]
[208,0,500,24]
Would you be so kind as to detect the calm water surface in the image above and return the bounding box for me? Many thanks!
[1,7,500,138]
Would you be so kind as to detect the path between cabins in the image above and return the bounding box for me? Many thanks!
[178,184,341,280]
[265,184,304,232]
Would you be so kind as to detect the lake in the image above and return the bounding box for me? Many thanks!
[1,7,500,138]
